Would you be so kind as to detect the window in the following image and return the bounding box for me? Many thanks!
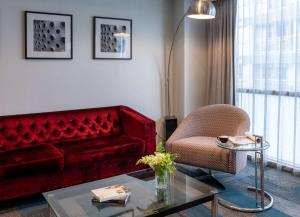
[235,0,300,169]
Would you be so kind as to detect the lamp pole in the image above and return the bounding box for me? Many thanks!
[164,0,216,140]
[166,12,187,117]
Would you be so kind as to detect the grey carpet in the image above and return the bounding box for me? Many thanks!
[1,162,300,217]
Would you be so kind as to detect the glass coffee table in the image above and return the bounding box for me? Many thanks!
[43,169,219,217]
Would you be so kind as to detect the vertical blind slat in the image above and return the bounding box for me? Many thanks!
[293,1,299,170]
[276,0,283,165]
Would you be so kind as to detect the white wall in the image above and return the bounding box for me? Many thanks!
[184,16,208,115]
[0,0,173,127]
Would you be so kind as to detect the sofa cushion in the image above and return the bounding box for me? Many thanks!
[54,135,145,167]
[0,144,64,178]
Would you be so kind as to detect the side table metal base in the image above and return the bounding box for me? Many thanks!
[218,186,274,213]
[217,136,273,213]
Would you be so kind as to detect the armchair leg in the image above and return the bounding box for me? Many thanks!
[175,164,225,191]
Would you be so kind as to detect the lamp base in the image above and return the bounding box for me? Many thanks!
[165,116,177,140]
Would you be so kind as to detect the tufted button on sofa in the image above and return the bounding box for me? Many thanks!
[0,105,155,202]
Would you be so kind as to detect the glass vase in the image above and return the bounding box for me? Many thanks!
[155,170,168,190]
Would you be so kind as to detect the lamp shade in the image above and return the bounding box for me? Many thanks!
[187,0,216,19]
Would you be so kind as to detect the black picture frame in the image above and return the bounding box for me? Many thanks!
[93,16,132,60]
[25,11,73,60]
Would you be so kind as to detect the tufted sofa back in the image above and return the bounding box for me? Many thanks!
[0,107,122,152]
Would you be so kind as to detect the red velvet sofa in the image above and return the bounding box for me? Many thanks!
[0,106,156,202]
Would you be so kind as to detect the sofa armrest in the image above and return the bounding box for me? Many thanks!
[119,106,156,155]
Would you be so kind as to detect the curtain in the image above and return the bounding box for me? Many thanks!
[235,0,300,170]
[206,0,237,105]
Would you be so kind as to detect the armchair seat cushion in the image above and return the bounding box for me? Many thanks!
[55,135,145,167]
[0,144,64,178]
[167,136,244,174]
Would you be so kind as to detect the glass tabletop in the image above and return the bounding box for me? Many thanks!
[43,169,218,217]
[217,140,270,151]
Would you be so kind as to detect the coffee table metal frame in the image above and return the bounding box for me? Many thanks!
[217,136,274,213]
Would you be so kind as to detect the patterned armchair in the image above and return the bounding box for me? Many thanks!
[166,104,250,174]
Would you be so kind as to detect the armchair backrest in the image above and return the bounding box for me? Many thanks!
[167,104,250,144]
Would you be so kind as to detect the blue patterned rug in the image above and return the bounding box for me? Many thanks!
[1,163,299,217]
[178,163,300,217]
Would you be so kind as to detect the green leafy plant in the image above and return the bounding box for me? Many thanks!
[136,142,177,177]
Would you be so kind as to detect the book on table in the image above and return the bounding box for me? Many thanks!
[91,185,131,205]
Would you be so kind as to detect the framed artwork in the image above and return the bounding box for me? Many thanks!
[93,16,132,60]
[25,11,73,59]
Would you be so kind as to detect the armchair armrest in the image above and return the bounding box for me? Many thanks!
[119,106,156,155]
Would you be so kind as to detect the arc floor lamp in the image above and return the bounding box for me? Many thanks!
[165,0,216,140]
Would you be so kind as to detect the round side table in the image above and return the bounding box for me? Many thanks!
[217,136,274,212]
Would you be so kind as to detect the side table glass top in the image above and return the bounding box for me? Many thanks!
[216,140,270,151]
[43,169,219,217]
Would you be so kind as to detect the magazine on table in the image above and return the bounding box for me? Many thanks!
[228,133,261,146]
[217,133,262,146]
[228,136,254,145]
[91,185,131,205]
